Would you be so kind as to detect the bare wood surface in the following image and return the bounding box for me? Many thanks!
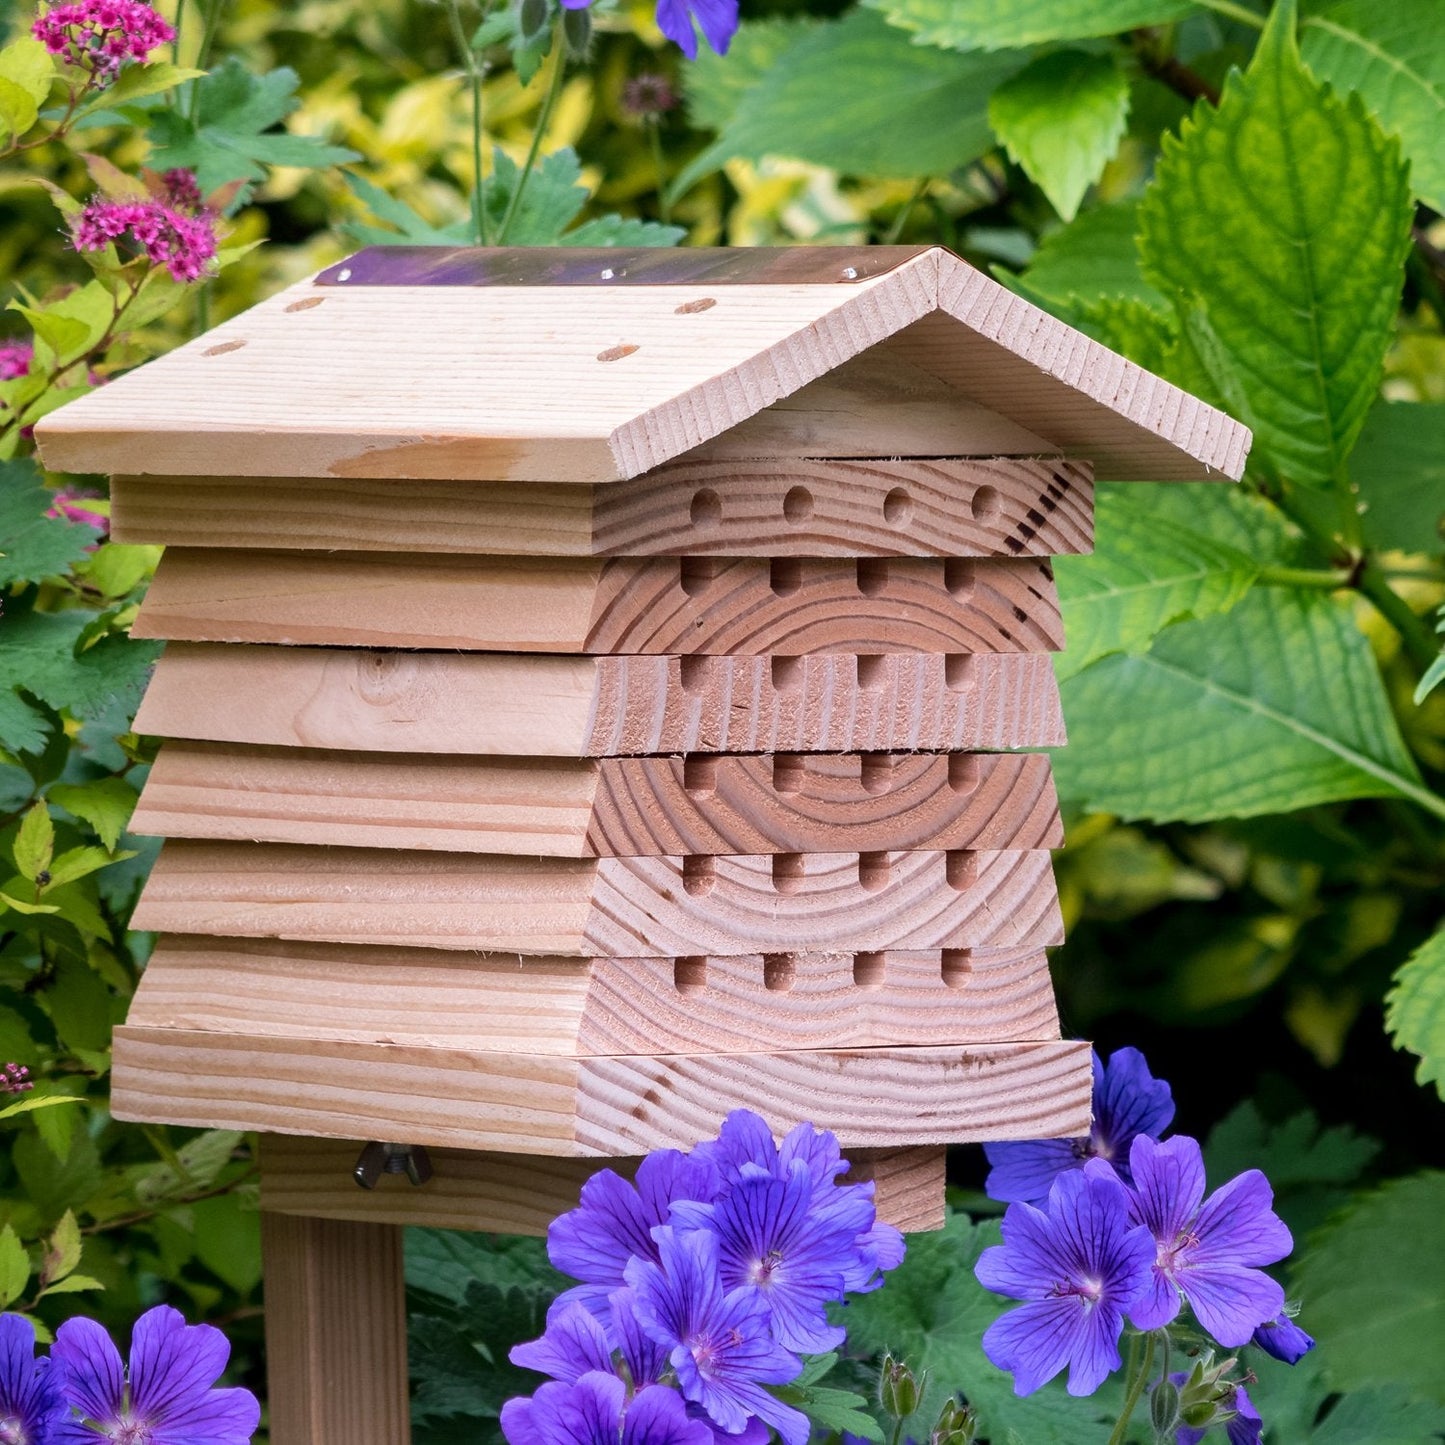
[129,935,1060,1055]
[134,645,1067,755]
[260,1135,945,1236]
[132,745,1063,857]
[111,458,1093,558]
[261,1213,410,1445]
[112,1029,1093,1153]
[135,550,1065,654]
[130,843,1064,953]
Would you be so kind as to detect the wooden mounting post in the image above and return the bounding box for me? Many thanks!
[261,1212,411,1445]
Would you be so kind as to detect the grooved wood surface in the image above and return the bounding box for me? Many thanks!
[132,744,1064,857]
[134,645,1067,755]
[130,843,1064,953]
[260,1135,947,1235]
[261,1213,410,1445]
[128,935,1060,1054]
[135,550,1066,654]
[111,1028,1094,1153]
[111,458,1094,558]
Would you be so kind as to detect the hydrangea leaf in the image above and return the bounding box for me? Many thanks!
[862,0,1194,51]
[685,18,815,132]
[1139,0,1413,486]
[1385,923,1445,1101]
[1349,401,1445,554]
[0,463,98,587]
[1293,1171,1445,1405]
[1015,200,1165,308]
[1054,483,1259,682]
[1052,589,1427,822]
[988,51,1130,221]
[1301,0,1445,214]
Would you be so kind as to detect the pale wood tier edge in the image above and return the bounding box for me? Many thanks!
[259,1136,947,1235]
[131,843,1064,954]
[112,1028,1095,1155]
[134,646,1067,756]
[130,936,1061,1056]
[135,551,1066,655]
[112,458,1094,559]
[132,745,1065,857]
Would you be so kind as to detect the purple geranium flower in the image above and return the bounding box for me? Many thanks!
[512,1291,668,1391]
[985,1048,1175,1206]
[626,1228,807,1445]
[49,1305,259,1444]
[1126,1135,1291,1347]
[1,1313,67,1445]
[500,1370,713,1445]
[653,0,737,58]
[1174,1380,1263,1445]
[1250,1311,1314,1365]
[976,1161,1155,1396]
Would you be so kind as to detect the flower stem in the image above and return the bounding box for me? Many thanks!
[188,0,227,119]
[1107,1330,1157,1445]
[646,118,670,225]
[446,0,491,245]
[496,31,566,246]
[1255,564,1353,590]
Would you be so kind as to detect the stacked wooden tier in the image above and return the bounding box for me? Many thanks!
[115,451,1095,1226]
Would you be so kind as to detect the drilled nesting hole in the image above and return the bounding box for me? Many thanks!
[773,755,804,795]
[945,654,975,692]
[853,953,886,989]
[772,853,805,894]
[883,487,912,524]
[772,655,803,692]
[945,850,977,891]
[858,852,891,892]
[683,755,717,796]
[944,558,976,598]
[674,957,707,993]
[770,558,802,597]
[764,953,796,992]
[948,754,981,795]
[860,753,893,795]
[856,655,887,691]
[679,655,711,694]
[855,558,888,597]
[971,485,1002,522]
[690,489,722,528]
[942,949,972,989]
[680,557,720,597]
[682,856,715,896]
[783,485,813,523]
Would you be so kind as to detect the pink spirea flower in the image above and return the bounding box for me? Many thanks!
[33,0,174,83]
[1,1063,33,1095]
[0,341,34,381]
[159,167,204,213]
[72,196,218,283]
[47,488,109,534]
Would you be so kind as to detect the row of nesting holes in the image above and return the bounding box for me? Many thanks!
[679,556,979,600]
[689,484,1002,529]
[681,753,981,797]
[673,951,974,993]
[680,851,978,896]
[678,652,975,694]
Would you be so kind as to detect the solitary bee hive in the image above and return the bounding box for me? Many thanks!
[37,244,1249,1445]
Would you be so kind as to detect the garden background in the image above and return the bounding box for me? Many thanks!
[0,0,1443,1439]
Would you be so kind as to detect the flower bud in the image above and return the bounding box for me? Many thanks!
[562,4,591,56]
[880,1353,924,1420]
[1181,1400,1219,1429]
[930,1399,976,1444]
[518,0,551,41]
[1150,1379,1182,1435]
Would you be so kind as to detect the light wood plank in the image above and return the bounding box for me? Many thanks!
[128,936,1060,1055]
[135,551,1066,654]
[848,1148,947,1233]
[261,1213,409,1445]
[130,843,1065,954]
[132,745,1064,857]
[134,645,1068,756]
[112,1028,1093,1153]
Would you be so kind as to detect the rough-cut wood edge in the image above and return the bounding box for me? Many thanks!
[259,1135,947,1235]
[132,745,1064,857]
[261,1213,410,1445]
[112,1028,1093,1153]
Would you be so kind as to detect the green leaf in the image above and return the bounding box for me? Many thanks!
[341,172,475,247]
[48,778,139,853]
[1386,922,1445,1099]
[778,1378,884,1440]
[1294,1171,1445,1405]
[407,1229,564,1306]
[13,1125,102,1226]
[1053,589,1428,822]
[1139,0,1413,486]
[1302,0,1445,214]
[44,1211,82,1284]
[862,0,1194,51]
[1349,401,1445,554]
[0,462,100,587]
[1015,200,1165,309]
[190,1194,262,1294]
[36,1274,105,1297]
[0,38,54,139]
[1417,648,1445,706]
[0,1225,29,1309]
[684,18,815,132]
[0,892,59,917]
[133,1129,245,1205]
[85,60,204,111]
[44,845,132,890]
[988,51,1130,221]
[1054,483,1259,681]
[13,802,53,883]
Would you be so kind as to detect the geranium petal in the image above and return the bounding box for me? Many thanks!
[1182,1263,1285,1347]
[984,1139,1084,1206]
[510,1302,614,1384]
[51,1316,125,1425]
[1193,1171,1292,1268]
[1065,1301,1129,1396]
[146,1385,261,1445]
[982,1298,1086,1396]
[1127,1135,1205,1241]
[653,0,699,57]
[130,1306,231,1419]
[624,1384,715,1444]
[1128,1266,1183,1331]
[1093,1048,1174,1164]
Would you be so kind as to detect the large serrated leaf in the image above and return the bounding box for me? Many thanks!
[1053,589,1427,822]
[1139,0,1412,486]
[1302,0,1445,214]
[1017,200,1165,308]
[1349,400,1445,555]
[1385,923,1445,1100]
[862,0,1194,51]
[0,462,99,587]
[684,18,815,133]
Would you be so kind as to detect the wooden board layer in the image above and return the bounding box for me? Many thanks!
[131,843,1064,954]
[112,1028,1094,1154]
[259,1135,946,1235]
[134,646,1068,755]
[110,459,1095,559]
[132,744,1064,857]
[129,935,1060,1055]
[134,550,1065,654]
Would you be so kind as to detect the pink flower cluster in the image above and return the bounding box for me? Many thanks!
[73,194,218,283]
[47,488,109,532]
[0,340,34,381]
[1,1063,32,1096]
[33,0,174,83]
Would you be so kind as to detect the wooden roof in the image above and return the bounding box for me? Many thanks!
[37,245,1250,483]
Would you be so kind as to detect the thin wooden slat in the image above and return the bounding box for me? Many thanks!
[134,551,1066,654]
[111,458,1093,558]
[261,1213,409,1445]
[132,745,1064,857]
[127,936,1060,1055]
[259,1135,946,1235]
[130,843,1064,954]
[133,646,1068,756]
[112,1028,1093,1153]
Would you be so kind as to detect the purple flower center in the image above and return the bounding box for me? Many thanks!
[747,1249,785,1285]
[1,1415,27,1445]
[110,1416,153,1444]
[1052,1274,1105,1306]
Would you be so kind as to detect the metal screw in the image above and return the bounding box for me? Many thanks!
[600,267,615,280]
[840,266,859,280]
[353,1140,434,1189]
[336,267,353,282]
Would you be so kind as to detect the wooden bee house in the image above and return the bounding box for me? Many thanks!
[36,245,1249,1445]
